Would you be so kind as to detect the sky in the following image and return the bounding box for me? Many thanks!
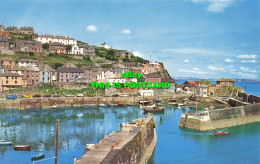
[1,0,259,80]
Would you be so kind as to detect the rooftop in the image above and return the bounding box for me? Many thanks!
[216,78,235,82]
[57,67,84,73]
[0,73,21,77]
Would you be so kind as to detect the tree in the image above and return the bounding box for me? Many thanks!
[29,52,34,57]
[200,79,211,85]
[42,43,49,50]
[123,58,130,62]
[66,45,72,53]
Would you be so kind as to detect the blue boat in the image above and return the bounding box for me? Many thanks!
[6,94,17,99]
[154,99,161,103]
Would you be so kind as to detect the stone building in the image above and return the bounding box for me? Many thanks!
[161,77,175,93]
[49,42,66,54]
[19,26,34,34]
[39,63,57,83]
[216,78,235,86]
[0,38,9,50]
[0,58,15,68]
[115,50,131,58]
[57,67,85,82]
[144,73,161,83]
[7,67,40,85]
[16,40,42,52]
[5,26,19,33]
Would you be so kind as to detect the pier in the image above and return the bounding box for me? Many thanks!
[74,114,156,164]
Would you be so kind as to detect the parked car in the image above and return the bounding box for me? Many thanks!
[43,94,51,97]
[53,94,60,97]
[112,94,119,97]
[65,94,74,97]
[103,95,110,97]
[33,94,41,98]
[120,94,128,97]
[88,95,95,97]
[6,94,17,99]
[77,93,84,97]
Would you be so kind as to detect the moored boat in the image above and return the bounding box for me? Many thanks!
[14,145,31,150]
[117,102,125,106]
[106,103,113,107]
[213,130,229,136]
[50,105,57,109]
[153,99,161,103]
[99,103,106,107]
[143,106,165,113]
[0,140,12,146]
[31,153,45,161]
[84,104,95,107]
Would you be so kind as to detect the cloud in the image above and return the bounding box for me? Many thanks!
[225,58,233,63]
[240,67,257,73]
[184,59,190,63]
[241,60,257,63]
[178,69,207,74]
[230,71,257,79]
[86,25,97,32]
[121,29,131,34]
[192,68,199,71]
[163,48,221,56]
[237,54,257,59]
[208,65,224,71]
[192,0,234,13]
[133,51,143,57]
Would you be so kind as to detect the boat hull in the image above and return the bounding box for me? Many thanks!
[14,145,31,150]
[0,142,12,145]
[31,153,45,161]
[213,131,229,136]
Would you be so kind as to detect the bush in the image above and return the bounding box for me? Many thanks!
[29,52,34,57]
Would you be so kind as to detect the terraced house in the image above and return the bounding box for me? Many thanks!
[0,73,27,92]
[57,67,85,82]
[7,67,40,85]
[70,45,95,56]
[38,63,57,83]
[16,40,42,52]
[18,59,39,67]
[0,58,15,68]
[35,34,77,45]
[49,42,66,54]
[19,26,34,34]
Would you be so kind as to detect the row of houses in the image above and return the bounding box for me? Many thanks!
[0,58,175,92]
[1,25,35,35]
[176,79,235,97]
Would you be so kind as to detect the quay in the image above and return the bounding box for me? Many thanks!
[74,114,156,164]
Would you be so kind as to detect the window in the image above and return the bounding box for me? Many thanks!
[15,81,17,84]
[6,81,8,84]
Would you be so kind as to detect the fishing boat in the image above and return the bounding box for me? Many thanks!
[0,140,12,145]
[168,98,178,106]
[213,130,229,136]
[117,102,125,106]
[14,145,31,150]
[140,101,165,113]
[84,104,95,107]
[178,103,186,107]
[50,105,57,109]
[99,103,106,107]
[31,153,45,161]
[143,106,165,113]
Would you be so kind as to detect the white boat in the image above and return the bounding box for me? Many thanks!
[99,103,106,107]
[178,103,186,107]
[0,140,12,145]
[50,105,57,109]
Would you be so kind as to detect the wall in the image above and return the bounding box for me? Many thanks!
[74,114,156,164]
[179,103,260,131]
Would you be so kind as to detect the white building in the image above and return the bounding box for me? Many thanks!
[35,34,77,45]
[18,59,39,67]
[100,42,110,49]
[70,45,95,56]
[197,84,208,97]
[139,90,154,97]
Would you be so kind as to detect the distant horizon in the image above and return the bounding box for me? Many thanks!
[1,0,259,80]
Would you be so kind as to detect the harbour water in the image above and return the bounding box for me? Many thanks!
[0,105,259,164]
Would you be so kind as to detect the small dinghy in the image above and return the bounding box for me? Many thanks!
[14,145,31,150]
[213,129,229,136]
[117,102,125,106]
[84,104,95,107]
[31,153,45,161]
[50,105,57,109]
[0,140,12,146]
[99,103,106,107]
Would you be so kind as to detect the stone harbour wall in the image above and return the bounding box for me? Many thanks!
[179,103,260,131]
